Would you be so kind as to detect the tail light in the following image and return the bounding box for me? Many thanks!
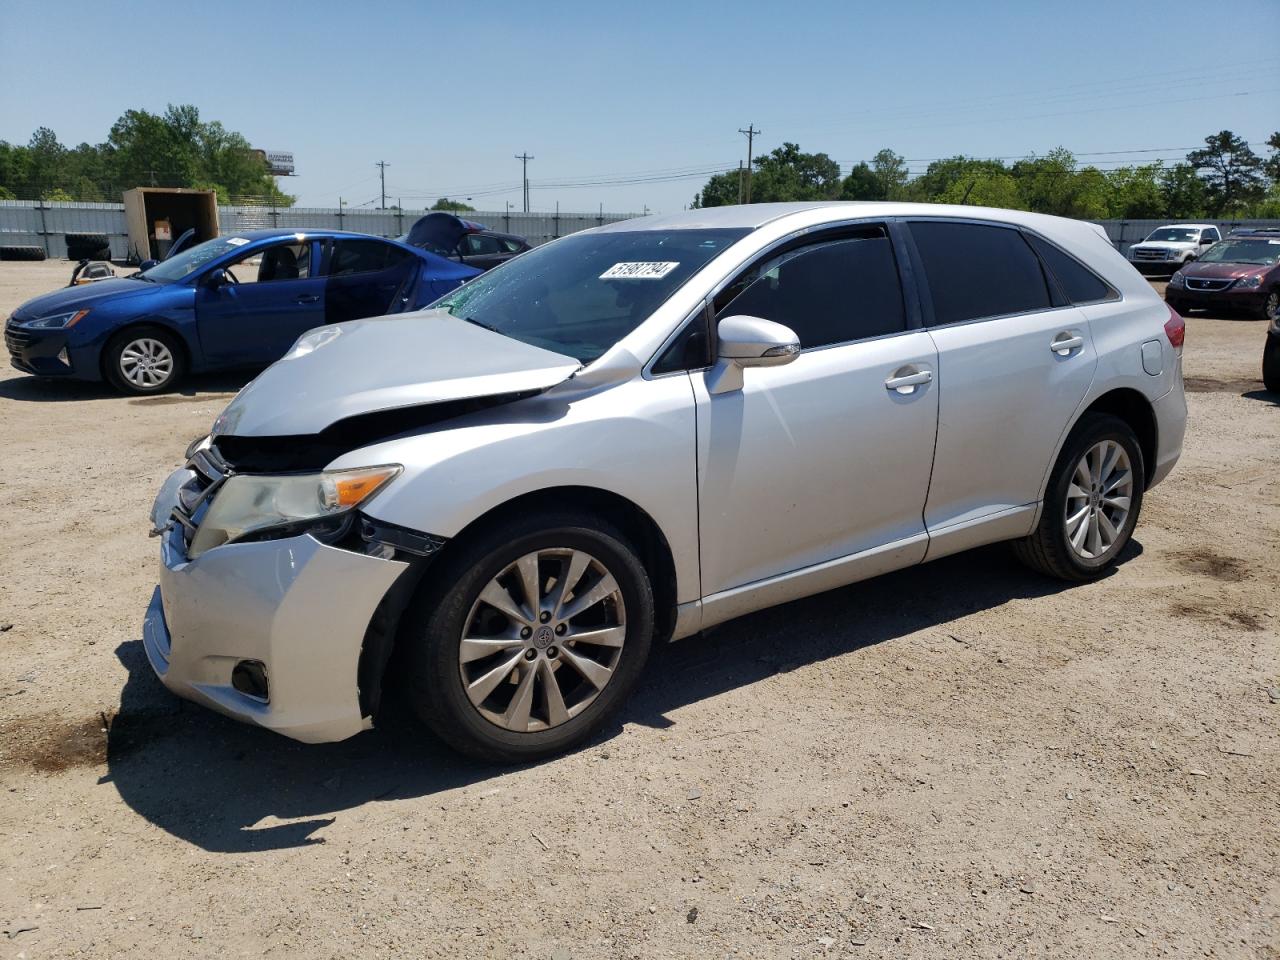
[1164,304,1185,351]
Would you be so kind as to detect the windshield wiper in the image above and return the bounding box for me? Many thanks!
[462,316,503,334]
[129,272,155,282]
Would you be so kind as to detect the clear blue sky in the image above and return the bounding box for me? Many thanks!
[2,0,1277,214]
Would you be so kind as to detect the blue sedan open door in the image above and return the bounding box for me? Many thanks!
[195,238,326,366]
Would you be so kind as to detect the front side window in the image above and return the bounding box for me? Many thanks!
[910,221,1052,325]
[714,226,906,348]
[224,242,311,284]
[1202,228,1220,242]
[432,228,748,363]
[463,234,504,256]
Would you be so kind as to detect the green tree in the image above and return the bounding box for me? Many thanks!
[938,171,1023,209]
[431,197,477,212]
[1186,130,1266,215]
[1159,163,1206,218]
[839,162,883,200]
[692,169,743,207]
[748,142,842,202]
[1104,164,1165,219]
[870,148,908,200]
[1262,131,1280,183]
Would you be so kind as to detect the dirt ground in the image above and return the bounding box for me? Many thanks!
[0,259,1276,960]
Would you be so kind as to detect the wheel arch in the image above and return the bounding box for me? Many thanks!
[359,484,681,720]
[1068,387,1158,490]
[98,318,194,381]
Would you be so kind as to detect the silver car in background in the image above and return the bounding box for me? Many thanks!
[146,202,1187,761]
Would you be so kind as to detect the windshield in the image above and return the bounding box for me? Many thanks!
[1197,238,1280,266]
[141,236,254,282]
[1144,228,1199,243]
[431,228,749,362]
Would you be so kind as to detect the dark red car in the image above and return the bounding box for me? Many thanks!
[1165,230,1280,320]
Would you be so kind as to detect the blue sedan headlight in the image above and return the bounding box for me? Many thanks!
[22,309,89,329]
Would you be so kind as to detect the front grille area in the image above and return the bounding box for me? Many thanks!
[4,321,33,357]
[1132,248,1171,261]
[1185,277,1233,292]
[169,446,233,553]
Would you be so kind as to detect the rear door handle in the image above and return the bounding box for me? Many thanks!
[885,368,933,395]
[1050,332,1084,356]
[295,294,320,304]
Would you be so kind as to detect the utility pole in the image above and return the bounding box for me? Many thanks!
[514,152,534,212]
[737,160,744,204]
[738,125,760,203]
[375,160,390,209]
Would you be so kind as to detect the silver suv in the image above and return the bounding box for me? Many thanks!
[146,203,1187,761]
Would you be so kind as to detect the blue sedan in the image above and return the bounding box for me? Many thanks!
[4,229,481,393]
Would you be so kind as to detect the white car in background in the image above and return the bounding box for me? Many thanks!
[1128,223,1220,276]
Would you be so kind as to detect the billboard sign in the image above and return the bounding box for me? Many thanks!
[254,149,296,176]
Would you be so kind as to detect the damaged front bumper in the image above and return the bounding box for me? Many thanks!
[143,467,409,743]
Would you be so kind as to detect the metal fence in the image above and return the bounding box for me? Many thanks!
[0,200,643,260]
[2,199,1277,262]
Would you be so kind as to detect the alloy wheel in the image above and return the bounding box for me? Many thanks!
[1266,291,1279,321]
[119,337,175,388]
[1064,440,1133,560]
[459,548,627,732]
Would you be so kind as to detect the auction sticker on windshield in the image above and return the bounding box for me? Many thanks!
[226,237,250,246]
[600,261,680,279]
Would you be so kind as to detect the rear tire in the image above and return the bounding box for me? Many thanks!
[103,326,185,394]
[404,510,655,762]
[1013,413,1145,581]
[1264,333,1280,394]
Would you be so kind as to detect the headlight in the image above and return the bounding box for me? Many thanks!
[22,309,89,329]
[1165,250,1179,260]
[1234,275,1263,290]
[187,464,401,558]
[1169,272,1186,289]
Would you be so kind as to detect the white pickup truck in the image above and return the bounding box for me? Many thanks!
[1127,223,1221,276]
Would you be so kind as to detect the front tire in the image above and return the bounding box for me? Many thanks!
[1260,289,1279,323]
[103,327,185,394]
[1013,413,1145,581]
[1264,332,1280,393]
[404,510,655,762]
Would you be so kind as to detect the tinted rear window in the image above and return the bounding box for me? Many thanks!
[1024,233,1117,304]
[910,221,1052,325]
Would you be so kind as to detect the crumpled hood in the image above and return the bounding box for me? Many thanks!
[213,309,581,437]
[11,277,152,319]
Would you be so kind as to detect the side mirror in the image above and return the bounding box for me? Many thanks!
[707,314,800,394]
[138,259,159,272]
[204,268,229,288]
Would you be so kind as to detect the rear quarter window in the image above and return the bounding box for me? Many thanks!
[1024,232,1119,305]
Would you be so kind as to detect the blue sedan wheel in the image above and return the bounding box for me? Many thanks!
[105,328,185,394]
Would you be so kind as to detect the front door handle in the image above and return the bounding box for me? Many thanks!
[885,367,933,395]
[295,294,320,304]
[1050,332,1084,356]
